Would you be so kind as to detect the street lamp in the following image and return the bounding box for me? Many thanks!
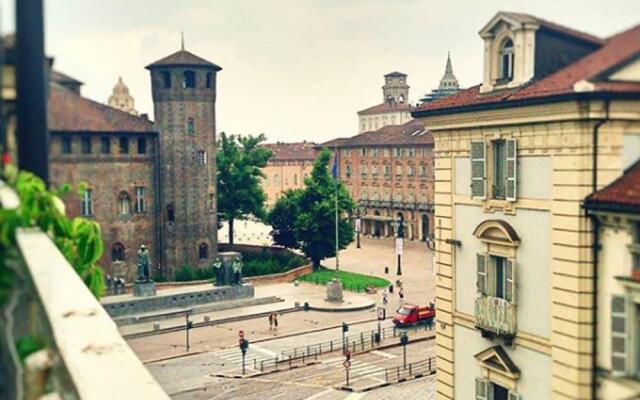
[393,217,405,275]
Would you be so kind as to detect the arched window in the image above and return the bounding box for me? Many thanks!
[118,192,131,215]
[111,243,125,262]
[167,204,175,223]
[499,38,514,81]
[198,243,209,260]
[183,70,196,88]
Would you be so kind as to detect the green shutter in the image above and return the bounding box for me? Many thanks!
[611,295,627,375]
[508,390,521,400]
[477,254,487,295]
[506,139,517,201]
[506,258,516,304]
[471,141,487,199]
[475,377,489,400]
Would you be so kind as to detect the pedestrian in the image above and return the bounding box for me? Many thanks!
[399,287,405,304]
[268,313,274,330]
[274,314,279,329]
[382,289,388,305]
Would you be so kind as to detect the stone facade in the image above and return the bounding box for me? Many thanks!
[107,76,138,115]
[412,12,640,400]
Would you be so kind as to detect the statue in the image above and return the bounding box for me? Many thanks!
[232,257,243,285]
[213,257,223,285]
[396,218,405,239]
[137,244,150,282]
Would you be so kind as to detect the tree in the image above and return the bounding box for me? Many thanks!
[268,148,354,268]
[217,133,272,244]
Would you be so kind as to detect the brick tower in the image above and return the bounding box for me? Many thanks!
[146,45,221,276]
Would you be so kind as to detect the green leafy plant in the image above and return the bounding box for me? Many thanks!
[0,165,105,299]
[298,266,390,292]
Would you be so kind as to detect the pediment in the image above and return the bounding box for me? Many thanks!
[473,219,520,246]
[479,12,538,38]
[475,345,520,379]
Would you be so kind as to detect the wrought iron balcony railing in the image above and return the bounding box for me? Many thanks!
[474,295,517,339]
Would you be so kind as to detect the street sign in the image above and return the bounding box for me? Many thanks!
[377,307,386,321]
[239,330,245,339]
[395,237,403,256]
[343,360,351,369]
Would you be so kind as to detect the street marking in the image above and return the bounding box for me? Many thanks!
[251,344,278,357]
[371,350,396,359]
[303,388,336,400]
[344,393,365,400]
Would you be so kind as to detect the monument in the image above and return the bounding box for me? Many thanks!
[133,244,156,297]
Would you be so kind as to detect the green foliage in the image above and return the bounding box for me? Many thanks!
[298,267,390,292]
[216,132,273,244]
[0,165,105,300]
[16,335,45,362]
[175,265,217,282]
[268,148,354,268]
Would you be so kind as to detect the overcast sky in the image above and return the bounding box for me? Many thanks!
[3,1,639,143]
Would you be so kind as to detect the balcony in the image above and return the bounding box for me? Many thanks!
[0,182,168,399]
[474,296,517,339]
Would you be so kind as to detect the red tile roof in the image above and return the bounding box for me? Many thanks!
[263,142,319,162]
[325,120,432,148]
[358,102,415,116]
[146,50,222,70]
[415,23,640,115]
[48,84,155,133]
[585,159,640,213]
[51,70,83,85]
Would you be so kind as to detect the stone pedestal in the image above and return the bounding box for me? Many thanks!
[326,278,344,303]
[218,251,242,286]
[133,280,156,297]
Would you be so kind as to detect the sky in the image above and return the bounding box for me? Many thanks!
[2,0,640,143]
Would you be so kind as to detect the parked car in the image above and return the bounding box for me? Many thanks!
[392,303,435,327]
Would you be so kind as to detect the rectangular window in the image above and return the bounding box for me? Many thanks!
[137,137,147,154]
[207,193,215,212]
[420,165,427,177]
[373,148,380,157]
[361,189,368,200]
[183,70,196,88]
[396,165,402,176]
[345,165,352,179]
[81,189,93,216]
[384,165,390,176]
[408,147,415,157]
[162,71,171,88]
[62,136,72,154]
[361,148,367,157]
[197,150,207,165]
[493,140,506,199]
[395,148,402,157]
[633,222,640,277]
[135,187,145,213]
[476,378,519,400]
[101,137,110,154]
[611,295,627,375]
[81,136,92,154]
[471,141,486,199]
[206,72,213,88]
[119,137,129,154]
[477,254,516,303]
[407,165,414,176]
[187,118,195,135]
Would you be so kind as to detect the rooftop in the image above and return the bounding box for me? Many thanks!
[584,159,640,214]
[358,101,414,116]
[263,141,319,162]
[145,49,222,70]
[326,120,432,148]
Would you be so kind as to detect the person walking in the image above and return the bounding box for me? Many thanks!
[268,313,274,330]
[273,314,279,330]
[382,289,388,305]
[398,287,405,305]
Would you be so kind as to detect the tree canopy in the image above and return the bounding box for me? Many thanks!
[267,148,354,268]
[216,133,272,244]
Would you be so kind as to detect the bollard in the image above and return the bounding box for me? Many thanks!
[352,342,356,354]
[289,355,292,367]
[204,315,210,322]
[385,369,388,382]
[254,359,257,369]
[261,360,264,372]
[397,366,400,381]
[294,348,297,357]
[428,358,432,371]
[409,363,412,375]
[307,345,310,354]
[330,340,333,352]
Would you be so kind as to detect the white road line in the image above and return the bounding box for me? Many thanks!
[370,350,397,359]
[344,393,365,400]
[251,344,278,357]
[302,388,336,400]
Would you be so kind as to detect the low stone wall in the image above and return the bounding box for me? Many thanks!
[218,243,306,259]
[245,263,313,286]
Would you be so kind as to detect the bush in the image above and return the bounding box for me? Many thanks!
[175,265,216,282]
[241,249,305,277]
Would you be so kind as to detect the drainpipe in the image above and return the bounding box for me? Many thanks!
[590,99,609,400]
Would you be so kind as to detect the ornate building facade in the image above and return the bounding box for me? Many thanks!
[107,76,138,115]
[412,11,640,400]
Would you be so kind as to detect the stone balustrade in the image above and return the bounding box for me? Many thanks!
[474,295,517,338]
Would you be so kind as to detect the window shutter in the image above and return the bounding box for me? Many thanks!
[506,139,517,201]
[508,390,521,400]
[477,254,487,295]
[475,377,489,400]
[506,258,516,304]
[611,295,627,375]
[471,141,487,199]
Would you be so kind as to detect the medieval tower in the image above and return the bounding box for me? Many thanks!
[382,71,409,104]
[146,46,220,276]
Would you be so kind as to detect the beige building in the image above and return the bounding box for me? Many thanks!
[585,160,640,400]
[357,72,414,133]
[261,141,319,205]
[412,12,640,400]
[107,76,138,115]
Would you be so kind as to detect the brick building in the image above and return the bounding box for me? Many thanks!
[46,45,222,280]
[260,141,319,205]
[326,119,435,241]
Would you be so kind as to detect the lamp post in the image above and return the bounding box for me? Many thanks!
[394,217,404,276]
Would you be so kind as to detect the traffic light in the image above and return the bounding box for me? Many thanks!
[342,322,349,333]
[187,321,194,330]
[400,333,409,345]
[239,338,249,353]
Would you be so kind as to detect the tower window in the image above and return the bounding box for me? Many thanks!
[101,137,111,154]
[81,136,92,154]
[119,137,129,154]
[183,70,196,88]
[118,192,131,215]
[62,135,72,154]
[167,203,175,223]
[499,38,514,82]
[135,186,145,213]
[111,242,125,262]
[197,150,207,165]
[81,189,93,216]
[161,71,171,88]
[207,194,215,212]
[187,118,195,135]
[206,72,213,88]
[137,137,147,154]
[199,243,209,260]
